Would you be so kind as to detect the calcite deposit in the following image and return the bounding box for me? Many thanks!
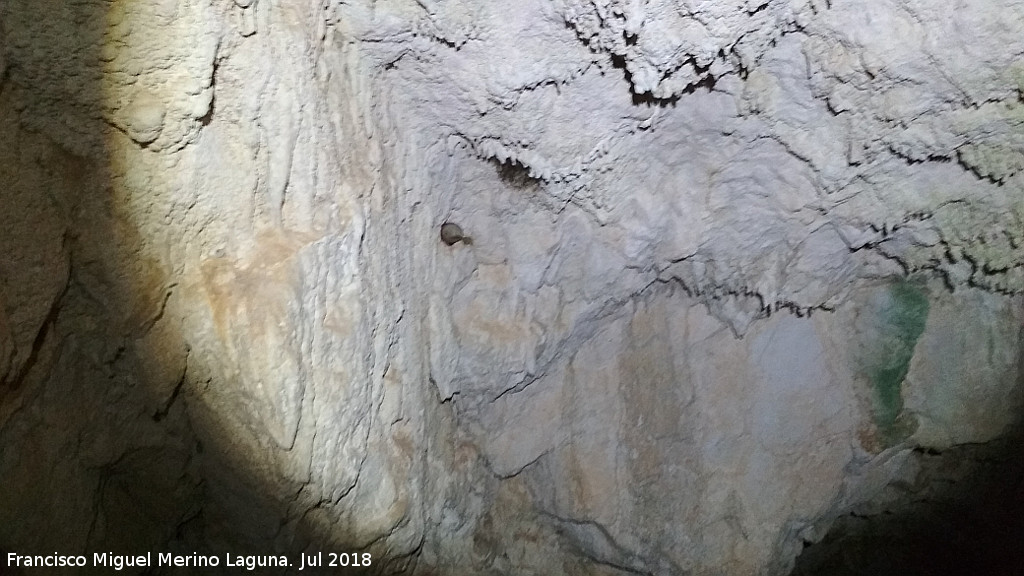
[1,0,1022,574]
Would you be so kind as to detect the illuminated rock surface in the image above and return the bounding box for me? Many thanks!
[1,0,1022,574]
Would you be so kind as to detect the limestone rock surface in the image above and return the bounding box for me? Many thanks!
[1,0,1023,574]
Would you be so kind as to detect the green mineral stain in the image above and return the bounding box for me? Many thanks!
[860,281,930,446]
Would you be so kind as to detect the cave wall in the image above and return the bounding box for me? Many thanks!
[1,0,1023,574]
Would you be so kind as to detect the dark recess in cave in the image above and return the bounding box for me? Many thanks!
[493,157,542,189]
[792,427,1024,576]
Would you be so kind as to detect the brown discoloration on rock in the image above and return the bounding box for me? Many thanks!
[199,229,313,343]
[198,229,320,448]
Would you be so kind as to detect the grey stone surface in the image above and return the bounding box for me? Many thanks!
[0,0,1022,574]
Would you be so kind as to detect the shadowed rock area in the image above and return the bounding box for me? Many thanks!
[1,0,1023,574]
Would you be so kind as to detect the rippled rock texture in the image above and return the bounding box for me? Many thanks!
[1,0,1023,574]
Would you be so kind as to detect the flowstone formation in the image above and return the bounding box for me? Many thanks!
[1,0,1022,574]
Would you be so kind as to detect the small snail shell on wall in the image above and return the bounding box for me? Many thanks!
[440,222,473,246]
